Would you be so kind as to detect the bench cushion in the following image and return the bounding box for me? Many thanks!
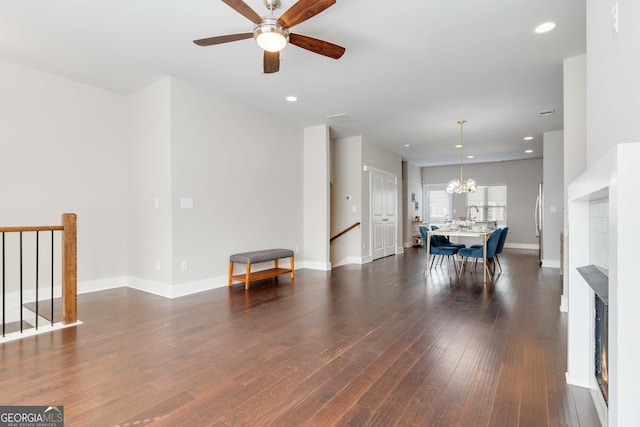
[230,248,294,264]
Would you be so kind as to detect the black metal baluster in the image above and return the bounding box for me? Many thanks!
[36,231,39,330]
[51,230,54,326]
[20,231,23,333]
[2,232,5,337]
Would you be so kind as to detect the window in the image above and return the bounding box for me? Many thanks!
[423,185,452,224]
[466,185,507,226]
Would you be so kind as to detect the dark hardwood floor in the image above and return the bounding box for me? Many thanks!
[0,248,601,426]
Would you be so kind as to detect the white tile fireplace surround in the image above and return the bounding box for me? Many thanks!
[567,143,640,427]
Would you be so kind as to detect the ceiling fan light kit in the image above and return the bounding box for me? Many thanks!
[194,0,345,73]
[254,18,289,52]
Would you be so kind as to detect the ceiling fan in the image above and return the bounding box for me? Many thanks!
[193,0,346,74]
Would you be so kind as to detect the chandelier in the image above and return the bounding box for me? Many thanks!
[446,120,477,194]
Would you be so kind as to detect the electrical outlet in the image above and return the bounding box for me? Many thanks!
[181,261,188,272]
[155,260,161,271]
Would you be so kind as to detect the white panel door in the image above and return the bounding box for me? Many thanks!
[371,170,397,260]
[383,175,397,256]
[372,173,386,260]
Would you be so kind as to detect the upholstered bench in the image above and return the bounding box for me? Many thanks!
[228,248,295,290]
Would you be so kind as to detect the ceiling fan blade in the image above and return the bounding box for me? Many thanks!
[278,0,336,28]
[263,51,280,74]
[221,0,263,25]
[289,33,345,59]
[193,32,253,46]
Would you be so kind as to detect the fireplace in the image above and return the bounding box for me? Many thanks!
[577,264,609,408]
[567,142,640,427]
[594,293,608,404]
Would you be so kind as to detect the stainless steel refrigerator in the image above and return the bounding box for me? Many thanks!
[535,183,543,267]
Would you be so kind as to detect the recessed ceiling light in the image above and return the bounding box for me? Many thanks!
[467,155,474,159]
[404,144,411,148]
[524,136,534,141]
[525,149,534,153]
[534,21,557,34]
[455,144,463,148]
[285,96,298,102]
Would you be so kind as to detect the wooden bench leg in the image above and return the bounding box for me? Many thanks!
[245,263,252,290]
[230,252,294,290]
[290,256,295,279]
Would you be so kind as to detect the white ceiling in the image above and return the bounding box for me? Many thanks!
[0,0,586,166]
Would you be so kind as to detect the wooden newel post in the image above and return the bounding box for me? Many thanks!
[61,213,77,324]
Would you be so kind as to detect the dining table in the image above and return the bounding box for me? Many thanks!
[426,228,496,283]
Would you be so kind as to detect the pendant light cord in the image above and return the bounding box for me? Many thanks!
[458,119,466,183]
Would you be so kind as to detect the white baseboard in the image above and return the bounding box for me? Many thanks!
[125,277,174,298]
[565,372,593,389]
[78,277,127,294]
[590,387,609,427]
[170,275,228,298]
[542,259,561,268]
[125,275,229,299]
[0,321,83,344]
[37,260,310,302]
[302,260,332,271]
[559,295,568,312]
[504,243,538,250]
[332,256,364,267]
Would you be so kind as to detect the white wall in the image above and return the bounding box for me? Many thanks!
[362,140,403,256]
[129,77,304,295]
[563,55,587,192]
[0,59,129,286]
[542,130,564,268]
[403,161,423,247]
[128,78,173,287]
[331,136,363,266]
[422,159,543,247]
[567,143,640,427]
[562,54,587,311]
[0,60,306,297]
[581,2,640,424]
[169,78,304,287]
[587,0,640,163]
[303,124,331,270]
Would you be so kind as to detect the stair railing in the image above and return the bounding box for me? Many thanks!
[330,222,361,243]
[0,213,77,337]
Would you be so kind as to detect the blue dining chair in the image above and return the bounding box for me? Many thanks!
[457,228,502,276]
[470,227,509,273]
[493,227,508,272]
[419,226,459,276]
[430,225,465,249]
